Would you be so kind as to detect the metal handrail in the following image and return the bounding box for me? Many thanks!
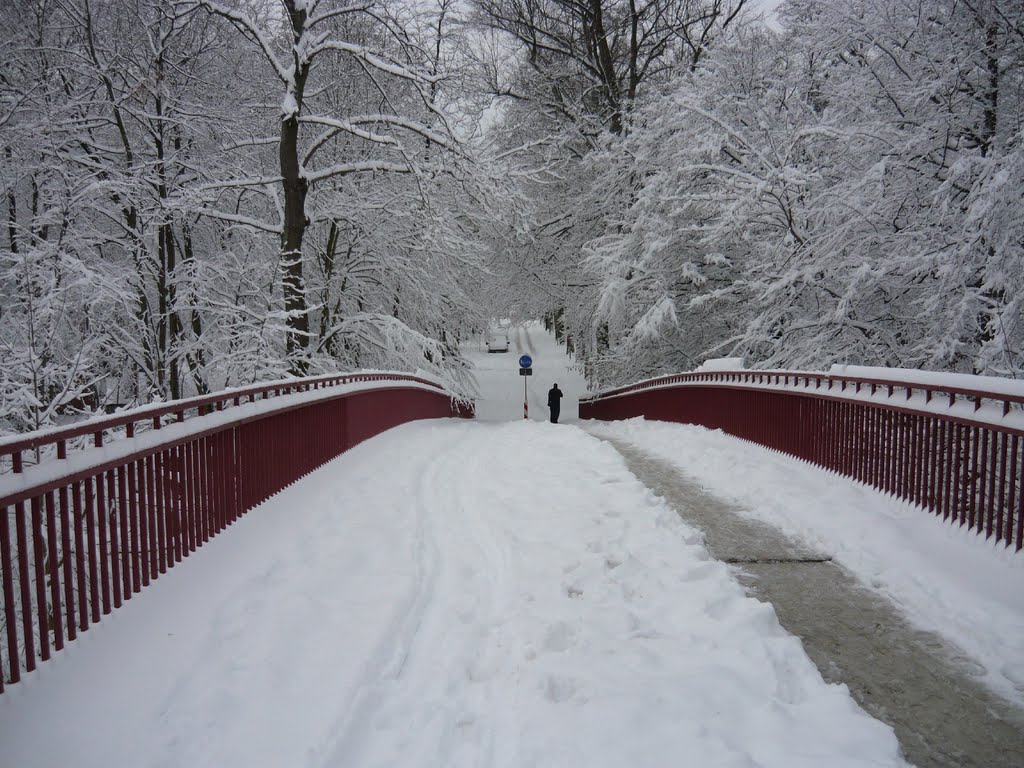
[1,372,447,473]
[0,372,469,692]
[580,369,1024,554]
[583,370,1024,420]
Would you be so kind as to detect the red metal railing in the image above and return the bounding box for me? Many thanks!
[580,370,1024,553]
[0,373,472,692]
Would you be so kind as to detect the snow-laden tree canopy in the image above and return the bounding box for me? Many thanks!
[476,0,1024,387]
[2,0,1022,432]
[1,0,493,433]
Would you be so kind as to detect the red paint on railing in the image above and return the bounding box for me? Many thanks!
[580,371,1023,554]
[0,374,471,692]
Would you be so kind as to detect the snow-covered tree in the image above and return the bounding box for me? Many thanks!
[195,0,484,378]
[469,0,751,385]
[580,0,1024,383]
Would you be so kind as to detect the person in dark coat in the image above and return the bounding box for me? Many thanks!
[547,383,563,423]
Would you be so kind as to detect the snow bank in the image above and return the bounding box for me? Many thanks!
[695,356,746,372]
[587,418,1024,708]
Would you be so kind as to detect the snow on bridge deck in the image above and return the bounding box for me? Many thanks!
[0,418,904,767]
[0,323,1020,768]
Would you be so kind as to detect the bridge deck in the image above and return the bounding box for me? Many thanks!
[0,323,1020,767]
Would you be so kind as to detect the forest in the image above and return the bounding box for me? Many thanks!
[2,0,1022,435]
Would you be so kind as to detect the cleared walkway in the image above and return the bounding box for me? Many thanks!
[603,437,1024,768]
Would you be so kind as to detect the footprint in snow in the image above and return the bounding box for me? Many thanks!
[543,675,578,703]
[543,621,576,652]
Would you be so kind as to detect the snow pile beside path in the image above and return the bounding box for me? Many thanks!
[587,418,1024,707]
[0,419,905,768]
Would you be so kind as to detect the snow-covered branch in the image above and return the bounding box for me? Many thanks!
[304,160,412,182]
[307,2,372,28]
[197,208,282,234]
[194,0,291,83]
[300,114,454,149]
[307,40,439,84]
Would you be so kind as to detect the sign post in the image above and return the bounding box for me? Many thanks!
[519,355,533,419]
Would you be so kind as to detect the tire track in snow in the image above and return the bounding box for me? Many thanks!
[322,423,506,768]
[317,426,465,768]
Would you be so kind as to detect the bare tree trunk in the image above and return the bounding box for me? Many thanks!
[179,222,209,395]
[587,0,623,134]
[280,0,312,375]
[5,147,17,255]
[982,20,999,157]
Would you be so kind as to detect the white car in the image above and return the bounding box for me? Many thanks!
[486,330,510,352]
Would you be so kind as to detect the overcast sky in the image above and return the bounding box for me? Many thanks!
[750,0,785,28]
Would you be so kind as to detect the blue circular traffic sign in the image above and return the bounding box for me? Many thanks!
[519,355,533,369]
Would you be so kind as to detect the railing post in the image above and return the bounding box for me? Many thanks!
[59,486,76,641]
[104,472,117,611]
[96,473,111,614]
[943,421,955,521]
[1,505,19,687]
[14,499,35,670]
[995,433,1009,546]
[29,495,49,663]
[72,482,88,633]
[978,430,989,536]
[1014,438,1024,551]
[85,477,100,624]
[45,491,64,651]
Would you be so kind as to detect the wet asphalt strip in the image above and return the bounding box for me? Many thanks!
[600,437,1024,768]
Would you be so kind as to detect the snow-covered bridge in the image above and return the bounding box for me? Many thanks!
[1,324,1022,767]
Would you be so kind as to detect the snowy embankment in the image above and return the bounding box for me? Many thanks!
[586,418,1024,707]
[0,419,905,767]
